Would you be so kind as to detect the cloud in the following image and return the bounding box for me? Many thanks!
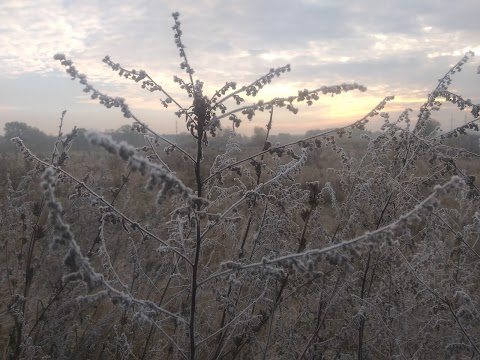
[0,1,101,76]
[0,0,478,136]
[0,105,21,111]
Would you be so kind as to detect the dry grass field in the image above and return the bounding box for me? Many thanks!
[1,12,480,360]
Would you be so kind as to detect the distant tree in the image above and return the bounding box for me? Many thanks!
[250,126,267,147]
[0,135,7,151]
[69,128,92,151]
[419,118,441,137]
[4,122,54,153]
[107,124,145,146]
[115,124,132,133]
[276,132,296,144]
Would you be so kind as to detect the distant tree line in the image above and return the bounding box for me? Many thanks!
[0,122,299,154]
[2,120,479,156]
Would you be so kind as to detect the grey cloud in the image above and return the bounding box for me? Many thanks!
[0,0,478,136]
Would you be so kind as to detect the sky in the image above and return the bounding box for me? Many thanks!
[1,0,479,137]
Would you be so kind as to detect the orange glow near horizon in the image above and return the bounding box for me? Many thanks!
[59,86,466,138]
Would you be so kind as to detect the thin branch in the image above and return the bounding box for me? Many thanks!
[11,138,193,266]
[199,176,464,287]
[203,96,393,185]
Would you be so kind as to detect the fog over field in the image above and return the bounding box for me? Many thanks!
[1,2,480,359]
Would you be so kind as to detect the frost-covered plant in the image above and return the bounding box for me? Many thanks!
[2,12,480,360]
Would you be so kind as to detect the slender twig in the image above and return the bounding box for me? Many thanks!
[12,144,192,266]
[397,249,480,357]
[203,96,393,185]
[199,176,463,287]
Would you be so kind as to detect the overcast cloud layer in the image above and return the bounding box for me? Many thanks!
[1,0,479,136]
